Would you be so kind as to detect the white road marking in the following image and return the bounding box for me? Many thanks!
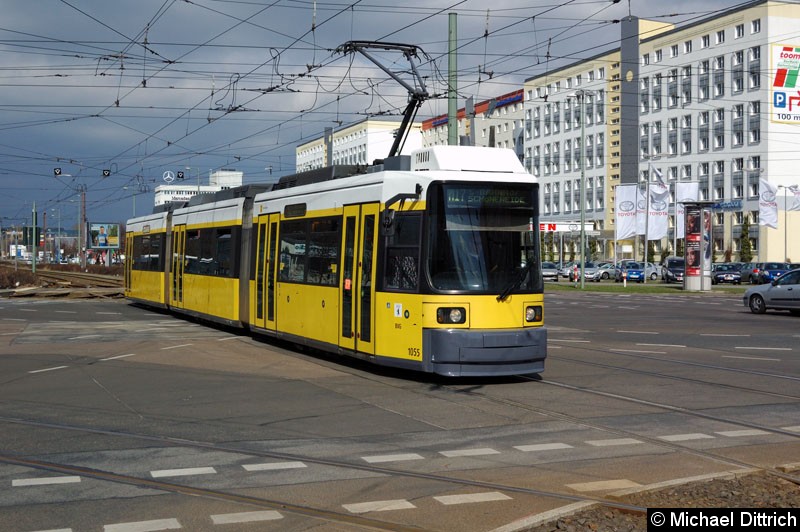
[585,438,643,447]
[701,333,750,337]
[439,448,500,457]
[566,479,641,492]
[609,349,667,355]
[734,347,791,351]
[0,332,20,336]
[12,476,81,487]
[636,343,685,348]
[2,318,26,321]
[715,429,770,437]
[616,330,658,334]
[217,337,239,341]
[100,354,137,361]
[96,312,122,315]
[434,492,511,505]
[160,344,193,350]
[30,529,73,532]
[68,335,101,340]
[658,433,715,442]
[55,311,77,314]
[722,355,781,361]
[782,426,800,433]
[150,467,216,478]
[549,339,591,343]
[242,461,307,471]
[362,453,424,464]
[343,499,416,513]
[19,309,36,312]
[104,519,181,532]
[514,443,573,452]
[28,366,68,374]
[210,511,283,525]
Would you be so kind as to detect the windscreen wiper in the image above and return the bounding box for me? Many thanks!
[497,260,534,302]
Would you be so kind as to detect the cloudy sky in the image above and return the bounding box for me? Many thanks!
[0,0,737,230]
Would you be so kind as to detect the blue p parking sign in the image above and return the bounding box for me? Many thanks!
[774,91,787,108]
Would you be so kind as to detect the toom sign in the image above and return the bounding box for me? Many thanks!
[538,223,593,232]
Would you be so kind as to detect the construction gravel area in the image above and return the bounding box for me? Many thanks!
[517,469,800,532]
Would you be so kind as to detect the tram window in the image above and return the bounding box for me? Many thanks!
[308,218,340,286]
[383,213,421,291]
[279,220,307,282]
[183,227,239,277]
[132,234,163,271]
[216,229,233,277]
[184,230,201,274]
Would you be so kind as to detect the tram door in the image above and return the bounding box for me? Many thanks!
[124,232,133,293]
[339,204,379,355]
[253,213,279,331]
[170,224,186,308]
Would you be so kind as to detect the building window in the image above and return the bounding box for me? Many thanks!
[750,46,761,61]
[702,35,710,48]
[684,40,692,54]
[750,72,761,89]
[655,49,663,63]
[735,24,744,39]
[642,53,650,66]
[750,129,761,143]
[751,19,761,34]
[716,30,725,44]
[671,45,678,58]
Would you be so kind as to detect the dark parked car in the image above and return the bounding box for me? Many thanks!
[711,263,741,285]
[661,256,684,283]
[756,262,791,284]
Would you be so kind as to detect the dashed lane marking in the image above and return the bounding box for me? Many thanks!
[636,343,686,348]
[734,346,792,351]
[150,467,216,478]
[617,330,658,334]
[28,366,69,374]
[566,479,641,492]
[100,354,137,361]
[702,333,750,337]
[658,433,715,442]
[434,492,511,505]
[585,438,643,447]
[54,311,77,314]
[609,349,667,355]
[715,429,770,437]
[439,448,500,457]
[12,476,81,487]
[210,511,283,525]
[549,339,591,343]
[104,519,181,532]
[361,453,424,464]
[722,355,781,361]
[783,426,800,433]
[242,461,307,471]
[31,529,72,532]
[68,335,102,340]
[2,318,26,321]
[160,344,193,350]
[513,443,573,452]
[343,499,416,514]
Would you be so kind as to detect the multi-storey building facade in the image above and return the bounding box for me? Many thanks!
[525,0,800,263]
[295,118,421,172]
[420,90,525,163]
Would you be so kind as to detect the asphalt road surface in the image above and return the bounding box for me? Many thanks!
[0,291,797,531]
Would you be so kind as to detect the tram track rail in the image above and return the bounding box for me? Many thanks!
[34,269,123,288]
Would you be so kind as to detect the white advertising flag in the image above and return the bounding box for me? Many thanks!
[647,175,670,241]
[675,182,699,238]
[759,178,779,229]
[636,186,647,236]
[789,185,800,211]
[614,184,638,240]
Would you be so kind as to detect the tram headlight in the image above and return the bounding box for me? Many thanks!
[525,305,543,323]
[437,307,466,324]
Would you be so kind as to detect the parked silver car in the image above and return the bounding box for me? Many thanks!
[743,268,800,314]
[541,261,560,282]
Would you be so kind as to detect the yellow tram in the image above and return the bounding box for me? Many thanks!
[125,146,547,376]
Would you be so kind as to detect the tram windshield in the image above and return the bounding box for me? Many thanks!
[427,183,541,293]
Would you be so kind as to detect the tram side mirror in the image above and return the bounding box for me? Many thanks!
[383,209,396,236]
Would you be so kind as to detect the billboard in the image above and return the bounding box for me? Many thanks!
[771,44,800,124]
[88,223,120,249]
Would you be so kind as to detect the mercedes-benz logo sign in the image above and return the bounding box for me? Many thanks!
[163,170,175,183]
[652,200,668,211]
[761,190,776,202]
[619,201,635,212]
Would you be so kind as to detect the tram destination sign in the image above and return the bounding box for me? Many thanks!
[445,186,532,208]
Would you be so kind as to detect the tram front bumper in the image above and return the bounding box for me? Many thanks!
[423,327,547,377]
